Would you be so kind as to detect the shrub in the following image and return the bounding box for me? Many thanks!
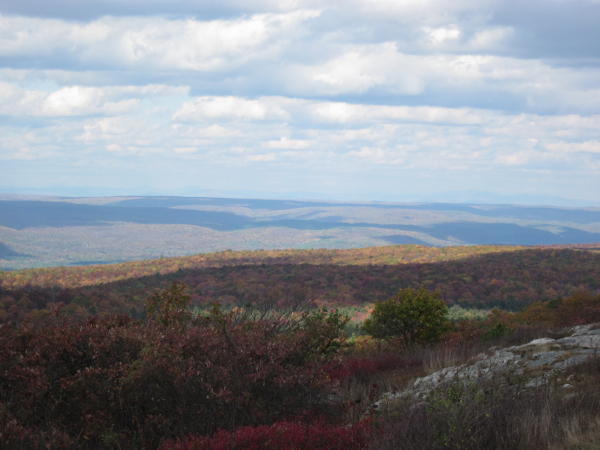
[518,290,600,327]
[0,305,348,448]
[162,420,372,450]
[363,288,449,345]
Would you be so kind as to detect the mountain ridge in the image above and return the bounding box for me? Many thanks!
[1,195,600,269]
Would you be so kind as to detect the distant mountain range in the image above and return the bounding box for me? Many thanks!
[1,195,599,269]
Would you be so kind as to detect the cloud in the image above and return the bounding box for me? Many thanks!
[3,85,599,174]
[173,96,290,121]
[0,11,319,71]
[546,140,600,154]
[306,100,486,125]
[42,86,138,116]
[2,7,599,115]
[0,82,187,117]
[1,0,599,204]
[264,137,311,149]
[174,94,496,127]
[422,25,462,46]
[288,42,425,95]
[276,40,600,114]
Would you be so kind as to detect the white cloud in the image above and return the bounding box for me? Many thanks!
[0,11,319,71]
[420,24,512,52]
[279,41,600,113]
[287,43,425,95]
[467,26,513,50]
[173,96,290,121]
[2,0,600,203]
[0,82,188,117]
[2,7,599,116]
[41,86,138,116]
[172,94,495,127]
[423,25,462,45]
[307,101,486,125]
[2,82,599,173]
[546,140,600,154]
[265,137,311,149]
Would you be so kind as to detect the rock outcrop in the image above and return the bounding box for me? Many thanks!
[372,323,600,411]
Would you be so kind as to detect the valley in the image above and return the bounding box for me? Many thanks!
[2,195,600,269]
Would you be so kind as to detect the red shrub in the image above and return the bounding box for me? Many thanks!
[0,308,348,448]
[162,420,371,450]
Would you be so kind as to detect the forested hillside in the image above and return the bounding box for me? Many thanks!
[1,247,599,324]
[1,244,523,289]
[2,196,599,269]
[1,244,600,448]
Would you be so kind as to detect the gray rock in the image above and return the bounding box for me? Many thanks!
[371,323,600,412]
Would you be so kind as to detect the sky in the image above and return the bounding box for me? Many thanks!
[1,0,599,205]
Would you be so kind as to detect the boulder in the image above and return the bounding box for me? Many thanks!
[371,323,600,412]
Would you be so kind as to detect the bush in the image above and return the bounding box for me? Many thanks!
[518,290,600,327]
[363,288,449,345]
[0,305,348,448]
[163,420,372,450]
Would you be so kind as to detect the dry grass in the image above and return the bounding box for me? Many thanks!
[364,353,600,450]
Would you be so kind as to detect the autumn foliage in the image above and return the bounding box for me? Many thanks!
[163,420,372,450]
[0,293,349,449]
[1,249,599,325]
[1,245,600,449]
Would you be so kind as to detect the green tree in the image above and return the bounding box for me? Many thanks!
[363,288,449,344]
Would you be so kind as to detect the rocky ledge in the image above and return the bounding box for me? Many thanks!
[372,323,600,412]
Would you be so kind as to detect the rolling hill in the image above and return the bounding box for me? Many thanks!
[1,195,599,269]
[1,245,599,324]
